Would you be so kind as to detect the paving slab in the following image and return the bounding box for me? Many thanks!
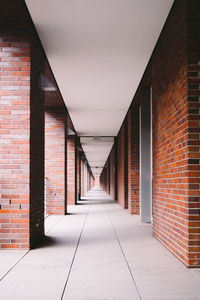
[0,205,89,300]
[62,198,140,300]
[0,187,200,300]
[0,250,28,281]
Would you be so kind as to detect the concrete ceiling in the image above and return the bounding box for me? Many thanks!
[80,137,114,177]
[25,0,174,177]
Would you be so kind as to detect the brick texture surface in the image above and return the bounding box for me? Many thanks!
[186,0,200,267]
[152,0,190,266]
[67,136,76,205]
[152,0,200,267]
[76,144,80,199]
[45,110,66,215]
[0,36,44,249]
[100,0,200,267]
[104,159,109,194]
[124,118,128,209]
[117,125,126,208]
[80,156,84,198]
[109,145,116,200]
[127,107,140,214]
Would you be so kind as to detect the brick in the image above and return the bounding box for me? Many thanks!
[0,36,44,250]
[117,124,126,208]
[100,0,200,268]
[67,134,76,205]
[45,109,66,214]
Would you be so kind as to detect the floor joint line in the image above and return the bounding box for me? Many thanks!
[106,205,142,300]
[46,215,65,234]
[0,215,65,282]
[0,250,30,282]
[60,200,92,300]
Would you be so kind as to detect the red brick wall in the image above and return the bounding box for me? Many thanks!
[152,0,193,266]
[0,36,44,249]
[76,146,80,198]
[124,118,128,208]
[0,37,31,249]
[128,106,140,214]
[117,125,125,208]
[45,110,66,215]
[80,156,84,198]
[187,0,200,267]
[109,145,115,200]
[95,0,200,267]
[67,136,76,204]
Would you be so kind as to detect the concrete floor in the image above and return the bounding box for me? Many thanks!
[1,187,200,300]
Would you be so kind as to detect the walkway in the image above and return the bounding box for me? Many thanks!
[0,187,200,300]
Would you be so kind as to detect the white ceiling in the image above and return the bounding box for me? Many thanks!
[80,137,114,177]
[25,0,174,177]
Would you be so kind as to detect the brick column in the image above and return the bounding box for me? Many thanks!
[187,0,200,267]
[124,118,128,209]
[117,124,126,208]
[106,158,110,194]
[67,135,76,204]
[0,37,44,249]
[109,145,116,199]
[80,156,84,198]
[76,143,80,200]
[127,106,140,214]
[45,110,66,215]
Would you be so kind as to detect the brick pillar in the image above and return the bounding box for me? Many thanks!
[128,106,140,214]
[45,110,66,215]
[117,124,126,208]
[76,144,80,200]
[187,0,200,267]
[110,145,116,199]
[0,37,44,249]
[124,119,128,209]
[80,156,84,198]
[67,135,76,204]
[106,158,110,194]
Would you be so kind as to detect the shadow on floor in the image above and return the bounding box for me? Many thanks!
[35,235,77,249]
[40,225,152,250]
[78,199,116,205]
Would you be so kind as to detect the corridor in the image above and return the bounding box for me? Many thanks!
[1,187,200,300]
